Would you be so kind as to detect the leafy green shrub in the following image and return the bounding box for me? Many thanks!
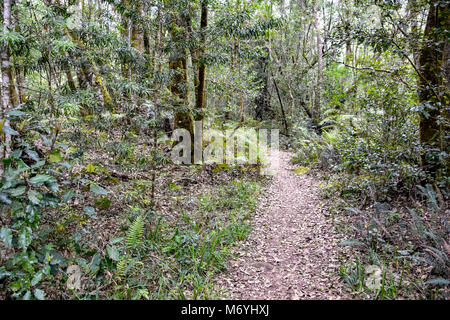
[0,109,69,299]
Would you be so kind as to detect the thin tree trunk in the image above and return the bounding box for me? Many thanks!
[273,77,289,135]
[16,67,26,104]
[195,1,208,117]
[7,66,19,108]
[407,0,420,68]
[1,0,12,166]
[312,3,323,121]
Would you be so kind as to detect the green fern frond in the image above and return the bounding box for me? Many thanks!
[116,257,128,278]
[126,215,144,248]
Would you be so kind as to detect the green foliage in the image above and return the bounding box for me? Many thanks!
[0,109,70,299]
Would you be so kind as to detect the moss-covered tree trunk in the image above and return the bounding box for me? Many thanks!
[169,14,194,154]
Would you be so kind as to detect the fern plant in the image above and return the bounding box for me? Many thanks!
[126,215,145,249]
[110,215,149,299]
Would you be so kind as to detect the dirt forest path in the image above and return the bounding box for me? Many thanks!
[215,149,351,299]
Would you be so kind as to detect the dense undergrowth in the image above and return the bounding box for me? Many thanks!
[291,105,449,300]
[0,111,265,300]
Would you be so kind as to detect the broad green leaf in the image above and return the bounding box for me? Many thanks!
[90,184,108,195]
[23,291,31,300]
[2,125,19,135]
[106,246,119,261]
[0,192,12,204]
[83,206,96,219]
[28,189,41,204]
[26,149,40,162]
[18,227,32,249]
[109,237,124,245]
[31,270,43,286]
[29,174,54,185]
[48,150,63,163]
[7,109,27,117]
[16,159,30,172]
[0,227,13,248]
[34,289,45,300]
[0,268,11,280]
[8,186,26,197]
[31,160,45,169]
[62,190,76,202]
[88,253,102,274]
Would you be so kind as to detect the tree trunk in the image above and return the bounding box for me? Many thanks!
[65,68,77,92]
[417,0,449,176]
[169,14,194,148]
[193,1,208,159]
[1,0,12,164]
[195,1,208,117]
[312,3,323,122]
[7,66,19,108]
[407,0,420,68]
[67,30,113,111]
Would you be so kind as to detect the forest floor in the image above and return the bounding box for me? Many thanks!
[215,149,352,299]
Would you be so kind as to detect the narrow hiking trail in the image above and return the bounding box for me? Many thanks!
[215,150,351,299]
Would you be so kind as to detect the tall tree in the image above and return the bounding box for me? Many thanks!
[194,0,208,158]
[169,9,194,151]
[417,0,449,176]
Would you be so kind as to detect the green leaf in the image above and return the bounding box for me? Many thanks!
[88,253,102,274]
[2,157,12,167]
[0,227,13,248]
[29,174,54,185]
[28,189,41,204]
[338,239,367,247]
[425,278,450,286]
[23,291,31,300]
[48,150,63,163]
[109,237,124,245]
[16,159,30,172]
[0,192,12,204]
[31,160,45,169]
[83,206,96,219]
[7,109,27,117]
[86,163,95,173]
[106,246,119,261]
[26,149,40,162]
[34,288,45,300]
[2,125,19,135]
[0,267,11,280]
[46,180,59,193]
[18,227,32,249]
[62,190,76,203]
[10,281,21,291]
[90,184,108,195]
[94,197,111,209]
[31,270,43,286]
[8,186,26,197]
